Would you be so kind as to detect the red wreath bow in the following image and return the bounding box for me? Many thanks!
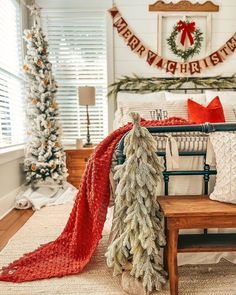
[177,20,195,46]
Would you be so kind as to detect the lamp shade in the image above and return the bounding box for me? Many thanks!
[78,86,96,106]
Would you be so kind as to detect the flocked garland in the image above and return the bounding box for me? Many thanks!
[108,74,236,97]
[106,112,166,293]
[167,21,204,61]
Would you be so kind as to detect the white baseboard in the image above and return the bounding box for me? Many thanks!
[0,186,24,220]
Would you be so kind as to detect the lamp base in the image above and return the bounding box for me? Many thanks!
[83,142,93,147]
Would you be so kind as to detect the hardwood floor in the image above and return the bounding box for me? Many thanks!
[0,209,34,251]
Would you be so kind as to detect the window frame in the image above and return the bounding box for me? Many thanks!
[37,0,114,146]
[0,0,26,152]
[39,7,113,148]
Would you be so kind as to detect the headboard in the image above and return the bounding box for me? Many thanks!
[113,76,236,196]
[117,122,236,197]
[111,75,236,128]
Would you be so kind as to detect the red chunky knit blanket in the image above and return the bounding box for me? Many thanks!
[0,118,188,283]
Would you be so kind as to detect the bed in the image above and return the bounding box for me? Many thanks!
[110,77,236,266]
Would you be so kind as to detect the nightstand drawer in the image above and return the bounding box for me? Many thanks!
[68,167,86,177]
[67,152,92,160]
[67,162,88,169]
[67,176,83,188]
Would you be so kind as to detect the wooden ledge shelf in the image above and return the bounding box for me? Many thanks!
[158,195,236,294]
[149,0,219,12]
[178,233,236,253]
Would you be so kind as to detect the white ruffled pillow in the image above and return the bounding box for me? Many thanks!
[116,92,165,109]
[205,90,236,122]
[115,92,166,127]
[209,132,236,204]
[164,91,206,104]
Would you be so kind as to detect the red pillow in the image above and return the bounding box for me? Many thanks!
[188,96,225,124]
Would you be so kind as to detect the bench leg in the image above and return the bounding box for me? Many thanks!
[163,218,168,273]
[167,229,179,295]
[163,246,168,273]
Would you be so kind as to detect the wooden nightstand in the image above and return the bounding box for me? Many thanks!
[65,147,95,189]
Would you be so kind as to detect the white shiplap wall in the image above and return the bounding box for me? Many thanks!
[113,0,236,78]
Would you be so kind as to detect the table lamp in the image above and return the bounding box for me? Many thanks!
[78,86,96,146]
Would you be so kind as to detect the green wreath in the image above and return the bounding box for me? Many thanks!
[167,21,204,62]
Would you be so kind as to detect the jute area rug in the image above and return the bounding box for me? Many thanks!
[0,203,236,295]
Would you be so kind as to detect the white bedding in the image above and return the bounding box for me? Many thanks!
[112,90,236,266]
[114,90,236,127]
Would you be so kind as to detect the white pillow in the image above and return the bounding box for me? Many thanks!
[116,92,165,109]
[209,132,236,204]
[115,92,166,126]
[121,103,167,124]
[164,100,188,120]
[162,95,205,120]
[120,101,189,124]
[164,91,206,104]
[205,90,236,122]
[113,109,123,129]
[205,90,236,104]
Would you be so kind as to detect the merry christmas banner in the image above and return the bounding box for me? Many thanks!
[109,7,236,76]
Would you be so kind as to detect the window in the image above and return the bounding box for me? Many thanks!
[41,10,108,144]
[0,0,25,148]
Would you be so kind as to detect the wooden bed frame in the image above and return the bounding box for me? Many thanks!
[116,84,236,295]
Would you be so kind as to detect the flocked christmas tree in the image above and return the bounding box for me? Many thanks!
[106,113,167,294]
[23,5,67,187]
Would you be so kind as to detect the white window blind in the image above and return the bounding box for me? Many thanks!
[41,10,108,144]
[0,0,25,148]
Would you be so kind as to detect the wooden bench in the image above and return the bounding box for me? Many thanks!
[157,195,236,295]
[117,122,236,295]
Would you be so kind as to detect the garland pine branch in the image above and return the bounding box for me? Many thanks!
[108,74,236,97]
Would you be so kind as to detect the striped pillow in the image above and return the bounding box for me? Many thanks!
[121,101,188,124]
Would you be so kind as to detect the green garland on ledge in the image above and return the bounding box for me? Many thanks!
[108,74,236,97]
[167,23,203,61]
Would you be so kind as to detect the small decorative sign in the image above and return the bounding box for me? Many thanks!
[148,0,219,12]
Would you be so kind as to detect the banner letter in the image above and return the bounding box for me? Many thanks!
[136,45,146,57]
[147,50,157,66]
[179,63,188,74]
[209,51,223,66]
[128,35,140,51]
[114,17,128,33]
[122,28,133,41]
[202,58,209,68]
[189,61,201,75]
[226,36,236,53]
[166,60,177,74]
[220,45,230,57]
[156,58,164,69]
